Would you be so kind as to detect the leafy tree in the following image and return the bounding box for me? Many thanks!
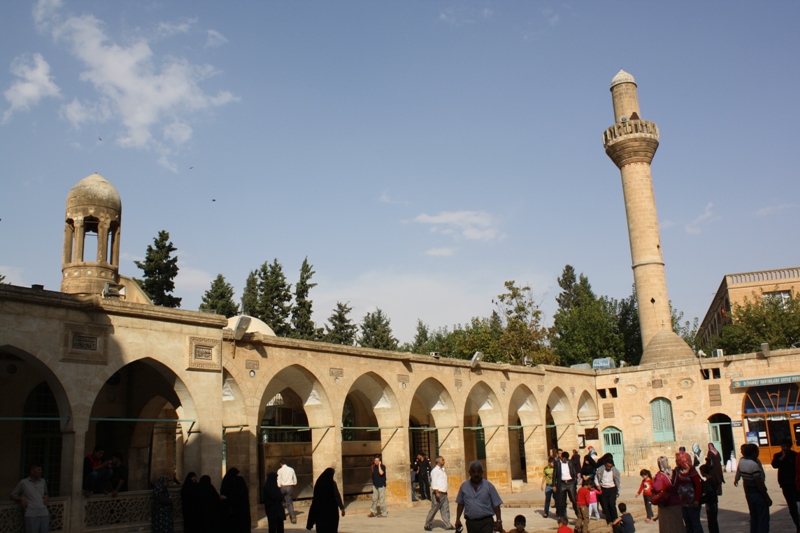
[241,271,258,316]
[716,289,800,355]
[0,273,6,284]
[134,230,181,308]
[671,304,700,352]
[616,286,643,364]
[551,266,622,366]
[358,308,398,350]
[256,259,292,336]
[291,258,321,340]
[495,281,555,365]
[410,320,431,354]
[199,274,239,317]
[324,302,357,346]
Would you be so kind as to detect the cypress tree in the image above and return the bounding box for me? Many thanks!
[324,302,357,346]
[199,274,239,317]
[358,308,398,350]
[134,230,181,308]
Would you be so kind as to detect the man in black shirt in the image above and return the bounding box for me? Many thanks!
[369,455,388,517]
[110,452,129,497]
[415,454,431,500]
[771,436,799,532]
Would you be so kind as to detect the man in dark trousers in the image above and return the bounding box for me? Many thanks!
[553,451,578,519]
[594,456,621,524]
[415,453,431,500]
[771,436,799,532]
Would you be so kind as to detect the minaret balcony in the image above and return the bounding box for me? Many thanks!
[603,119,660,167]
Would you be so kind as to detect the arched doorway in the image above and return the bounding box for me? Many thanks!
[408,378,458,492]
[545,387,575,458]
[742,383,800,461]
[708,414,735,466]
[507,384,542,484]
[463,382,507,490]
[601,427,625,472]
[21,382,64,495]
[258,365,333,501]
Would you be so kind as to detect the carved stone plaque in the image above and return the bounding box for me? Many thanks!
[397,374,410,383]
[245,359,259,370]
[186,336,221,371]
[329,368,344,378]
[62,322,109,364]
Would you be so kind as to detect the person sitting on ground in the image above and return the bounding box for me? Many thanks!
[504,514,527,533]
[611,502,635,533]
[556,516,572,533]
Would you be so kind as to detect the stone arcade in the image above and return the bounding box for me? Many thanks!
[1,71,799,531]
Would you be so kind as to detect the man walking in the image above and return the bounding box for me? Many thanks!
[455,461,503,533]
[595,456,621,524]
[735,443,771,533]
[425,456,454,531]
[554,451,578,519]
[10,462,49,533]
[415,453,432,500]
[771,437,798,532]
[277,459,298,524]
[369,455,387,517]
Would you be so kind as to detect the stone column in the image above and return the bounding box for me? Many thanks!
[484,425,511,492]
[382,426,410,504]
[74,218,85,263]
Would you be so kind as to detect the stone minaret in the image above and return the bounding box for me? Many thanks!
[61,173,122,295]
[603,70,693,364]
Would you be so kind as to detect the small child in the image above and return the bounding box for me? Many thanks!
[636,469,654,522]
[587,482,601,520]
[556,516,573,533]
[611,502,635,533]
[575,481,590,533]
[699,464,719,533]
[504,514,528,533]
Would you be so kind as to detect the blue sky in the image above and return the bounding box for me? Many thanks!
[2,0,798,343]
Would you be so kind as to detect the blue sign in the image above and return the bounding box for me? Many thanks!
[592,357,616,370]
[731,374,800,388]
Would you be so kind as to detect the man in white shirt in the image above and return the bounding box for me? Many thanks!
[425,456,455,531]
[10,463,49,533]
[276,459,298,524]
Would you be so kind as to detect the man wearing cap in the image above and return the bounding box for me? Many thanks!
[455,461,503,533]
[771,436,799,532]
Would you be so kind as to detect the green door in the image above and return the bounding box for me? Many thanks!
[602,427,625,472]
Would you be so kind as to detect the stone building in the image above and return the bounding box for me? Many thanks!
[698,267,800,347]
[2,72,799,531]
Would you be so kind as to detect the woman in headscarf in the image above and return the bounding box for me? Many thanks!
[652,456,683,533]
[152,476,174,533]
[180,472,199,532]
[196,475,222,533]
[306,468,345,533]
[263,472,285,533]
[691,443,703,467]
[672,452,703,533]
[220,468,250,532]
[704,443,725,495]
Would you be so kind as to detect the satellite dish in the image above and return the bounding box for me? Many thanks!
[470,351,484,369]
[233,315,252,340]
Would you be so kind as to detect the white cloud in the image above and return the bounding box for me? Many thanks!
[542,8,560,27]
[753,203,796,217]
[157,18,197,38]
[413,210,501,241]
[660,219,676,229]
[205,29,228,48]
[684,202,720,234]
[426,248,456,257]
[0,266,25,286]
[2,53,61,123]
[439,7,492,26]
[174,266,214,293]
[378,191,406,205]
[32,0,238,155]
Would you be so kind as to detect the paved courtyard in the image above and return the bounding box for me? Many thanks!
[255,468,795,532]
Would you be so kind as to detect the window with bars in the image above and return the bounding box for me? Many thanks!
[650,397,675,442]
[21,381,62,495]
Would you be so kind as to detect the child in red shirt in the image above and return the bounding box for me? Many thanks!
[556,516,573,533]
[636,469,655,522]
[575,481,591,533]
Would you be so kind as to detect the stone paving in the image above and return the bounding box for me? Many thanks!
[255,469,796,533]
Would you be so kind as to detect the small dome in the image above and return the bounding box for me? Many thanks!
[66,173,121,212]
[640,329,695,365]
[610,69,636,89]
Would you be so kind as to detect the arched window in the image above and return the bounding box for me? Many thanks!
[22,382,62,495]
[650,397,675,442]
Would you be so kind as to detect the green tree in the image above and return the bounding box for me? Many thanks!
[358,308,398,350]
[410,320,431,354]
[134,230,181,308]
[241,271,258,316]
[324,302,357,346]
[199,274,239,317]
[290,258,321,340]
[717,289,800,355]
[0,273,6,284]
[671,304,700,352]
[616,286,643,365]
[550,266,623,366]
[495,281,555,365]
[256,259,292,336]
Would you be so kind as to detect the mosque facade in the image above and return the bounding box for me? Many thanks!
[1,72,799,532]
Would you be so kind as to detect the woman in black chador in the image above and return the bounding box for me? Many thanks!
[263,472,286,533]
[306,468,345,533]
[180,472,199,532]
[196,475,222,533]
[220,468,251,532]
